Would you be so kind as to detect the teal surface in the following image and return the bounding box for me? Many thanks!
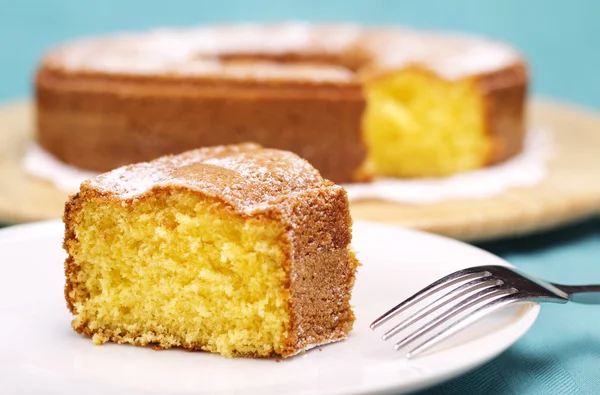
[2,1,600,394]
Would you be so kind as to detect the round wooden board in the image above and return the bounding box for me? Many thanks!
[1,98,600,242]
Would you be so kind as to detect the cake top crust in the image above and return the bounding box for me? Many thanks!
[42,22,522,82]
[83,143,340,214]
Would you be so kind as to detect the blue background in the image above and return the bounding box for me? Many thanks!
[2,0,600,109]
[2,1,600,394]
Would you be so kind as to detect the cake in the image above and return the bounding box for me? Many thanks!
[36,23,527,183]
[62,143,359,358]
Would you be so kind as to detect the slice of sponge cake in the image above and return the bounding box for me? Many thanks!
[62,143,359,358]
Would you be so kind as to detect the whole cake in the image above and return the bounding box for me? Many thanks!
[63,143,359,358]
[37,23,527,183]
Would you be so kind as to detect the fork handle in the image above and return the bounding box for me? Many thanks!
[552,284,600,304]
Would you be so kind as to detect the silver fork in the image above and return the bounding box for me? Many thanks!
[370,265,600,359]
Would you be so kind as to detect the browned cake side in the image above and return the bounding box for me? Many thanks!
[37,71,367,184]
[63,143,359,357]
[478,64,528,166]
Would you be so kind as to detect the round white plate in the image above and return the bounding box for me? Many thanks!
[0,219,539,395]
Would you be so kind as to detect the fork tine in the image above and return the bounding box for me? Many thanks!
[406,293,523,358]
[381,278,503,340]
[370,268,492,330]
[393,287,515,351]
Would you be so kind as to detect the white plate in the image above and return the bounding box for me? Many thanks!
[0,220,539,395]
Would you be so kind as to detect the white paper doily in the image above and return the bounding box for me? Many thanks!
[22,143,99,193]
[22,128,551,204]
[342,128,551,204]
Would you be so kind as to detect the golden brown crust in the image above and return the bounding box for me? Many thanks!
[76,142,342,212]
[36,68,367,184]
[477,62,528,165]
[63,144,358,357]
[279,187,358,356]
[71,323,279,358]
[63,192,82,315]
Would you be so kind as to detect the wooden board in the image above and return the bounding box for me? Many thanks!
[1,98,599,241]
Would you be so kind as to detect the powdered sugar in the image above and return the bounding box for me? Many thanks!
[43,22,521,82]
[362,29,521,80]
[44,23,360,83]
[81,143,337,215]
[173,60,355,82]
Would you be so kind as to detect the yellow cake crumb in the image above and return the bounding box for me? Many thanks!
[363,68,491,177]
[67,192,290,357]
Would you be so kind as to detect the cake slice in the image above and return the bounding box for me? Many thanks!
[63,143,359,358]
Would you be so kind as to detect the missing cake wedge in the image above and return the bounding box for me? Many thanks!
[62,143,359,358]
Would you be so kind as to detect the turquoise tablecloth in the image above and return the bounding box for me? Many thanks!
[2,1,600,394]
[419,220,600,394]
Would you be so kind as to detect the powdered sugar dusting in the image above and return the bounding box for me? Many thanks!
[360,28,520,80]
[85,143,339,214]
[43,22,521,82]
[173,60,355,82]
[44,23,360,83]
